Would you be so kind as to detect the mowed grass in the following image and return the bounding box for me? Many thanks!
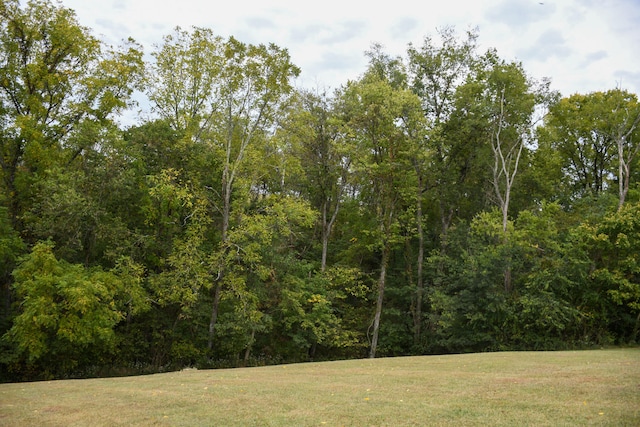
[1,349,638,426]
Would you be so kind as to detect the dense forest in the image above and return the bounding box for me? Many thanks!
[1,0,639,382]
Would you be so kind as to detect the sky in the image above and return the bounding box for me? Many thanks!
[58,0,640,113]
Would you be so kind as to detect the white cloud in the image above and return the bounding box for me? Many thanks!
[581,51,609,67]
[485,0,556,29]
[61,0,639,100]
[519,29,572,62]
[390,17,421,41]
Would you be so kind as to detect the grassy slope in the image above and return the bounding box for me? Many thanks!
[1,348,638,426]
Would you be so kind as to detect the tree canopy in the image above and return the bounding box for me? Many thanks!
[1,1,639,382]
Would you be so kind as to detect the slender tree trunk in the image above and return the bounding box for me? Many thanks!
[617,135,638,211]
[321,202,329,273]
[243,328,255,365]
[501,186,510,234]
[618,157,628,211]
[632,311,640,343]
[503,266,512,293]
[436,203,454,280]
[369,243,390,359]
[309,342,317,359]
[614,109,640,210]
[502,186,512,293]
[207,282,222,350]
[491,89,523,295]
[405,237,415,331]
[321,194,341,272]
[208,168,232,351]
[439,204,454,245]
[413,181,425,346]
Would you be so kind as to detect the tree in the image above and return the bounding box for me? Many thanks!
[457,52,547,292]
[2,241,146,378]
[0,204,23,331]
[584,202,640,342]
[539,92,617,201]
[340,70,422,358]
[0,0,144,225]
[427,210,510,352]
[148,26,224,140]
[600,89,640,209]
[145,169,210,312]
[408,26,479,125]
[278,89,351,272]
[537,89,640,211]
[148,27,300,352]
[472,54,540,234]
[215,194,316,362]
[429,203,590,352]
[508,203,585,349]
[407,27,479,344]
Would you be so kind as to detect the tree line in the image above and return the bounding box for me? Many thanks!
[1,0,639,381]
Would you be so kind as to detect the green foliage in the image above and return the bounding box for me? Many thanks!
[2,241,147,378]
[427,211,510,352]
[428,205,596,352]
[211,195,316,358]
[148,26,225,137]
[0,204,25,337]
[507,204,586,348]
[1,4,639,379]
[0,205,24,276]
[583,202,640,341]
[0,0,144,225]
[276,268,366,358]
[536,89,640,203]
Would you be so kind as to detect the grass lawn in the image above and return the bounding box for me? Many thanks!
[1,348,638,426]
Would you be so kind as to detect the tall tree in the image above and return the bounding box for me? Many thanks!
[600,89,640,210]
[458,52,545,292]
[148,27,300,351]
[0,0,144,225]
[407,27,479,343]
[3,241,146,379]
[0,204,23,330]
[277,88,350,272]
[538,92,617,201]
[484,59,538,235]
[148,26,224,141]
[340,71,421,358]
[586,202,640,341]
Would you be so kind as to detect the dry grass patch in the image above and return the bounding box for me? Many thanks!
[1,348,638,426]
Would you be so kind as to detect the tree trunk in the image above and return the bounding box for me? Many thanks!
[617,135,637,211]
[491,89,522,295]
[321,202,329,273]
[502,186,512,294]
[369,243,390,359]
[207,282,222,350]
[618,158,629,211]
[632,311,640,344]
[208,168,232,351]
[243,328,255,365]
[503,266,512,293]
[413,183,425,346]
[614,109,640,210]
[321,196,341,273]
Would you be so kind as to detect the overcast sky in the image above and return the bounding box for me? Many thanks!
[59,0,640,103]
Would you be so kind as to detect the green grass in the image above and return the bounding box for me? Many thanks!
[1,348,638,426]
